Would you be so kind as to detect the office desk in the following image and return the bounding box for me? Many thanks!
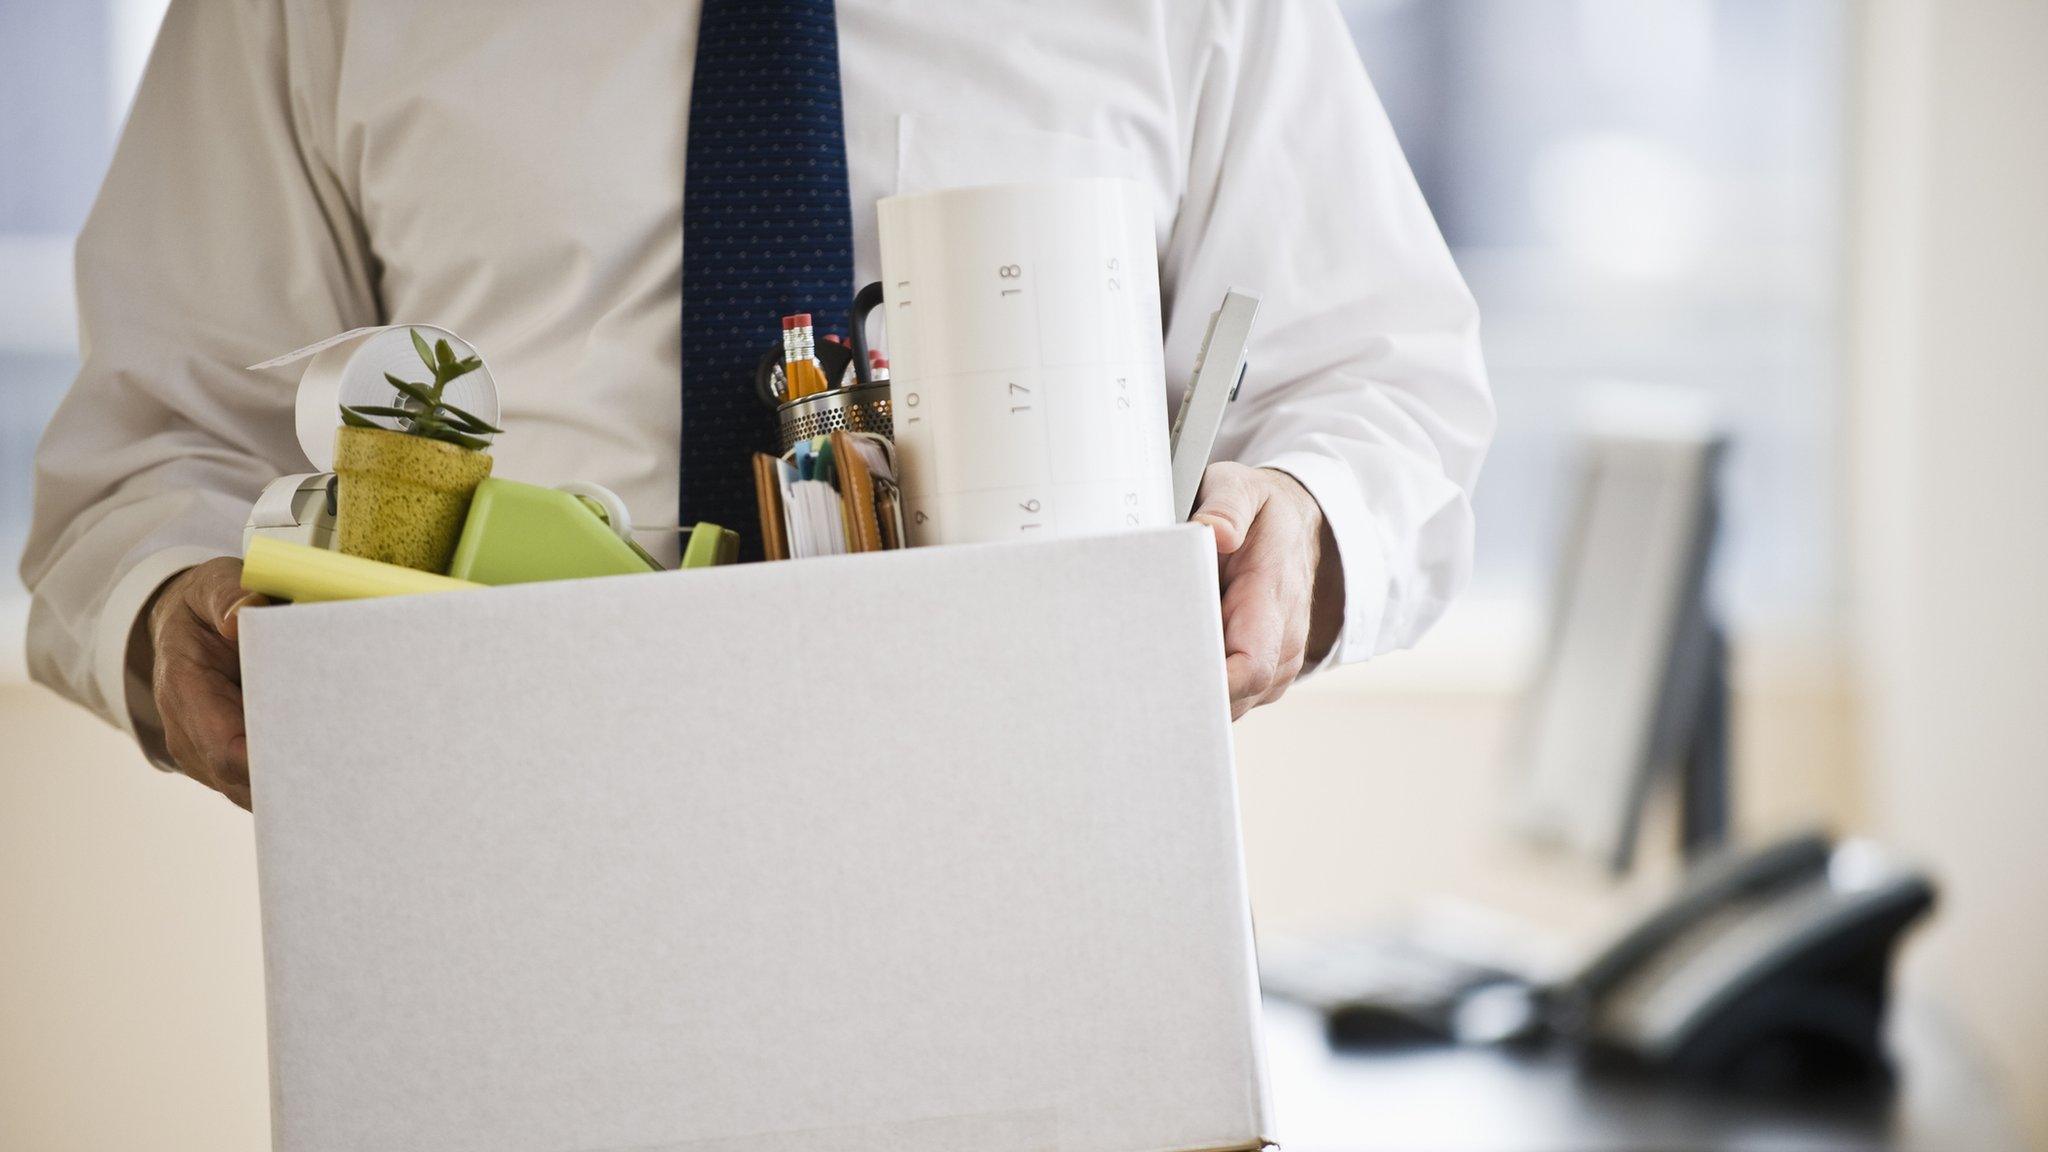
[1261,998,2023,1152]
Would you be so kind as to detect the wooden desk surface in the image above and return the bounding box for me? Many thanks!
[1260,997,2024,1152]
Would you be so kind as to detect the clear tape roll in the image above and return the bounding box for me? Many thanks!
[552,481,635,540]
[252,324,502,471]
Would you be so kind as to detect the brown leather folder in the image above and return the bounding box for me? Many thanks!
[752,452,789,561]
[831,430,884,553]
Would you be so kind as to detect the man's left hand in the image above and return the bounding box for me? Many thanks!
[1191,463,1343,719]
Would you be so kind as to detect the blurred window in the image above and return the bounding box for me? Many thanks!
[1,0,169,603]
[1342,0,1847,631]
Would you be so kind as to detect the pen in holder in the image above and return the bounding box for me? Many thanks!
[761,283,893,455]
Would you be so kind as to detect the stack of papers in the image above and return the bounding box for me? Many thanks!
[755,431,905,560]
[777,465,846,560]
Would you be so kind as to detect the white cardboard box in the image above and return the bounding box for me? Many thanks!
[241,525,1273,1152]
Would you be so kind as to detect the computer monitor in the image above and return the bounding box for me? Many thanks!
[1508,411,1730,874]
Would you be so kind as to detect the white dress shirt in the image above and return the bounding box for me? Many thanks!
[22,0,1493,754]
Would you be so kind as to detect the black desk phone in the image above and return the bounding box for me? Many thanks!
[1552,832,1935,1089]
[1261,833,1936,1092]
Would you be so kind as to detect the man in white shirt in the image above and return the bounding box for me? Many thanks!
[22,0,1492,810]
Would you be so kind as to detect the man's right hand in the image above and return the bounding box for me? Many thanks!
[140,558,266,809]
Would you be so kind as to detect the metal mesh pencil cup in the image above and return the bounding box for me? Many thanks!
[774,383,893,454]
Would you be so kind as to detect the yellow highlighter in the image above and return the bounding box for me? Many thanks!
[242,536,482,603]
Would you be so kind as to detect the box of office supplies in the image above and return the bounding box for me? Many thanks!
[239,524,1274,1152]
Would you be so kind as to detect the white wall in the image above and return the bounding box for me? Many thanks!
[1848,1,2048,1146]
[0,687,270,1151]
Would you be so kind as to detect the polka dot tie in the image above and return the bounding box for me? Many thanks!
[682,0,853,561]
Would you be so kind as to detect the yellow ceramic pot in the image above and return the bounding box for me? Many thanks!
[333,426,493,573]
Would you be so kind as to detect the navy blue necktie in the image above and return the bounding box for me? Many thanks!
[682,0,854,561]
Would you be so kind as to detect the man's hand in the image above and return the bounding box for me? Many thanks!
[135,558,267,809]
[1190,463,1343,719]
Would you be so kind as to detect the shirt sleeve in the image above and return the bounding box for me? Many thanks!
[17,0,376,756]
[1162,0,1496,667]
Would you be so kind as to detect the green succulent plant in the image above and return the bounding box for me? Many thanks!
[339,328,503,450]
